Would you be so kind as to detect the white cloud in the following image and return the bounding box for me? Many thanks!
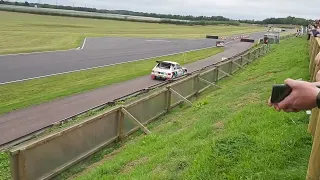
[22,0,318,20]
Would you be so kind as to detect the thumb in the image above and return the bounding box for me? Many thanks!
[284,78,297,88]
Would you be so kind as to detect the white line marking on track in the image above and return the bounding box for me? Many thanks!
[146,40,172,42]
[80,38,87,49]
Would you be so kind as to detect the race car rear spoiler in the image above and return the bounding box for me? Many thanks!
[156,61,172,65]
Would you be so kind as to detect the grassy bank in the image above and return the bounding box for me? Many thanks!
[64,37,312,180]
[0,47,223,115]
[0,11,264,54]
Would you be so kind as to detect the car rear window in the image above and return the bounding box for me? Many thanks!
[157,62,172,69]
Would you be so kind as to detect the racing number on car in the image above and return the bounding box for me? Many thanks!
[176,65,183,76]
[173,65,179,77]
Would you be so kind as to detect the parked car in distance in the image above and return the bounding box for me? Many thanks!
[151,61,188,80]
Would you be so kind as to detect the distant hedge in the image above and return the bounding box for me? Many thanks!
[160,19,240,26]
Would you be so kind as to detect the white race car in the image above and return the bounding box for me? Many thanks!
[216,40,225,47]
[151,61,188,80]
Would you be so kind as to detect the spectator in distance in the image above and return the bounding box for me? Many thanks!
[311,20,320,37]
[308,24,313,40]
[268,79,320,112]
[263,35,269,44]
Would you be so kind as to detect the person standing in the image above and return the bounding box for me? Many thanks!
[263,35,269,44]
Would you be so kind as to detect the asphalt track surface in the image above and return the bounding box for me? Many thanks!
[0,32,264,84]
[0,31,267,146]
[0,37,218,83]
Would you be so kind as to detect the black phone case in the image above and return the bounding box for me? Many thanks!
[271,84,292,103]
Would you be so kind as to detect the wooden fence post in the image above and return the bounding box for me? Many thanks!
[229,60,233,75]
[214,67,219,82]
[18,150,27,180]
[248,52,252,63]
[194,74,200,97]
[239,56,243,66]
[117,108,124,141]
[259,47,262,56]
[166,86,172,112]
[254,49,259,60]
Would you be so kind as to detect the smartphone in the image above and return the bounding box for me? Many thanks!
[270,84,292,103]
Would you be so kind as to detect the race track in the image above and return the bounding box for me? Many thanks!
[0,32,265,84]
[0,31,272,146]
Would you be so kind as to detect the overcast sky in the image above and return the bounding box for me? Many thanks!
[19,0,318,20]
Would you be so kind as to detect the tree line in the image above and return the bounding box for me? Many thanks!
[239,16,313,26]
[0,0,313,26]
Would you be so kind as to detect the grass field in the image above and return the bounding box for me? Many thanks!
[0,47,223,115]
[51,37,312,180]
[0,11,265,54]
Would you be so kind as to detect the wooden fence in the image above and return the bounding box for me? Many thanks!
[9,44,271,180]
[307,36,320,180]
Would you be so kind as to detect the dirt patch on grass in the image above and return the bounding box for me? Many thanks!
[234,93,260,108]
[120,157,149,174]
[247,76,258,81]
[213,121,225,130]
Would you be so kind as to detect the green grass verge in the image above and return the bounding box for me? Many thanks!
[0,47,223,115]
[0,152,10,180]
[65,37,312,180]
[0,11,265,54]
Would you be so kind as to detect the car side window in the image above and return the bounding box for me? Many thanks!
[176,65,182,69]
[172,65,177,70]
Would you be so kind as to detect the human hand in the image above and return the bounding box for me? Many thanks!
[268,78,320,112]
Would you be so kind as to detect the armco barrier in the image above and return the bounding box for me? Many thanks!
[9,44,270,180]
